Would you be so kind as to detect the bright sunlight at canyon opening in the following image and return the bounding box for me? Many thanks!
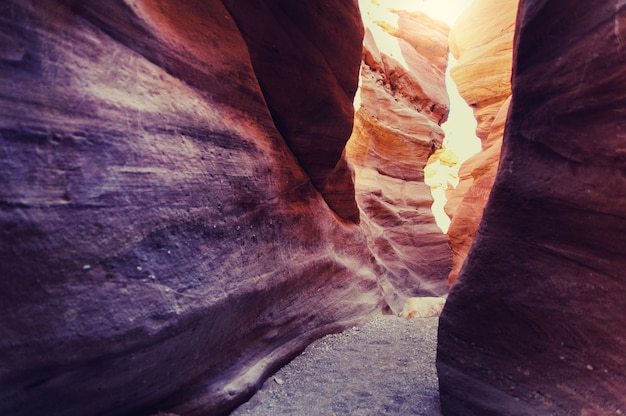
[357,0,480,233]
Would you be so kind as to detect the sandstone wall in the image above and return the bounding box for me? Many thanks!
[346,0,452,305]
[223,0,364,222]
[0,1,456,414]
[444,0,518,285]
[438,0,626,414]
[0,1,377,415]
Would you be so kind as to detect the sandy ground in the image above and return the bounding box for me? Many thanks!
[231,315,442,415]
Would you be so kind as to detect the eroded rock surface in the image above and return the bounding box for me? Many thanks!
[438,1,626,414]
[346,0,452,306]
[0,1,456,414]
[223,0,364,222]
[443,0,518,285]
[0,1,377,415]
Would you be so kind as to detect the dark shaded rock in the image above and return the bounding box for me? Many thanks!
[438,1,626,414]
[223,0,364,222]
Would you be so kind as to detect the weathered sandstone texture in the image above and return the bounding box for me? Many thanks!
[346,0,452,305]
[444,0,518,285]
[438,0,626,414]
[0,1,382,415]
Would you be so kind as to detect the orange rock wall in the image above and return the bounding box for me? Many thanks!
[346,1,452,305]
[444,0,518,285]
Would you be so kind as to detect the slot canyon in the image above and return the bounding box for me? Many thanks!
[0,0,624,415]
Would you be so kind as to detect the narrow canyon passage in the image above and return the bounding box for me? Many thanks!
[1,0,625,415]
[0,1,455,414]
[232,316,441,416]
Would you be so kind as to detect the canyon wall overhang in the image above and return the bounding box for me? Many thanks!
[438,0,626,414]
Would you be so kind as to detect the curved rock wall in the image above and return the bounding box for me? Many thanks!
[438,0,626,414]
[346,0,452,306]
[223,0,364,222]
[0,1,379,415]
[0,1,458,413]
[444,0,518,285]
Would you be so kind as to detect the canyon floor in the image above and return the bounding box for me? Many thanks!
[231,315,441,416]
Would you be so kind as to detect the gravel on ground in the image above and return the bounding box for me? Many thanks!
[231,315,442,416]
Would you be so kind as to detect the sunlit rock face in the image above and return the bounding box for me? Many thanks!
[438,0,626,414]
[444,0,518,285]
[346,0,452,307]
[0,1,383,415]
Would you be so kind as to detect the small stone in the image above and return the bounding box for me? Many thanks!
[63,309,78,322]
[273,377,284,385]
[616,410,623,416]
[82,264,91,270]
[586,364,594,371]
[136,266,142,271]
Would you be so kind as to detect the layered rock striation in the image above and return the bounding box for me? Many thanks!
[0,1,374,415]
[443,0,518,285]
[438,0,626,414]
[0,1,455,414]
[346,0,452,306]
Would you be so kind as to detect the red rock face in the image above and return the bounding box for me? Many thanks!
[438,0,626,414]
[223,0,364,222]
[444,0,518,285]
[0,1,377,415]
[346,2,452,307]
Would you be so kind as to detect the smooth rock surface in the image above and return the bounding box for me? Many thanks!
[0,1,377,415]
[438,1,626,414]
[0,1,454,415]
[223,0,364,222]
[444,0,518,285]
